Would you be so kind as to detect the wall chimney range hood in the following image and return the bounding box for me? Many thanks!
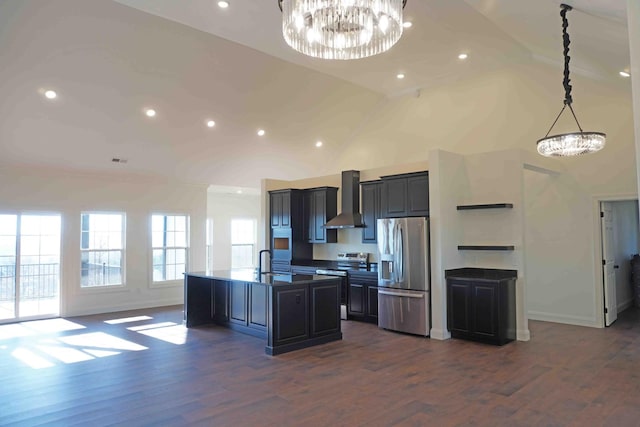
[324,170,364,229]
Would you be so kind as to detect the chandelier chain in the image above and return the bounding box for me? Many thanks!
[561,4,573,106]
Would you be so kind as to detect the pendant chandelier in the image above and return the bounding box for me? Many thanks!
[277,0,407,60]
[536,4,605,157]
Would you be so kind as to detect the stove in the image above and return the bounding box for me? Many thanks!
[315,253,370,320]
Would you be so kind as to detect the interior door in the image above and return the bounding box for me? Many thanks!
[601,202,617,326]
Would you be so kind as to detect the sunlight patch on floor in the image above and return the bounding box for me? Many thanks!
[11,347,55,369]
[36,344,94,364]
[104,315,153,325]
[21,318,86,333]
[135,324,189,345]
[58,332,148,351]
[127,321,177,331]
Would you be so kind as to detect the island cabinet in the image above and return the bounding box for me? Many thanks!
[347,271,378,324]
[184,271,342,355]
[361,180,382,244]
[445,268,517,346]
[303,187,338,243]
[380,171,429,218]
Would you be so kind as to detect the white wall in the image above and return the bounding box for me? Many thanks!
[612,200,640,311]
[0,165,207,317]
[207,191,261,270]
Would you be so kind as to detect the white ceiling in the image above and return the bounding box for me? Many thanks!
[0,0,631,189]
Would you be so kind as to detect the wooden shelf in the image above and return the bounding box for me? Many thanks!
[458,245,515,251]
[457,203,513,210]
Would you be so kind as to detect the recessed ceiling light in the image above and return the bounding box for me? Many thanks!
[145,109,156,118]
[458,53,468,60]
[396,73,405,79]
[257,129,265,136]
[236,189,242,194]
[402,21,413,28]
[44,90,57,99]
[217,1,229,8]
[207,120,216,128]
[619,71,630,78]
[315,141,323,147]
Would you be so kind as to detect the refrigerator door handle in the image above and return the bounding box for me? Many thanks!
[397,224,404,283]
[378,289,424,298]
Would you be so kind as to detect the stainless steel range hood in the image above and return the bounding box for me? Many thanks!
[324,170,364,229]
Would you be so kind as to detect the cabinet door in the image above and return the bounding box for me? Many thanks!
[248,283,268,332]
[312,190,326,243]
[303,191,313,242]
[310,283,340,337]
[472,283,500,339]
[361,183,381,243]
[184,276,213,327]
[274,288,309,345]
[407,174,429,216]
[229,281,247,325]
[348,283,365,316]
[212,280,229,323]
[367,286,378,319]
[382,177,407,218]
[270,192,282,228]
[447,281,471,335]
[281,191,291,228]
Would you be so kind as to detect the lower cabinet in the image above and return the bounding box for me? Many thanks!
[446,272,516,346]
[212,279,229,324]
[348,272,378,324]
[273,287,309,345]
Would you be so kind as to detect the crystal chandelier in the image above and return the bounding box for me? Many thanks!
[536,4,605,157]
[277,0,407,60]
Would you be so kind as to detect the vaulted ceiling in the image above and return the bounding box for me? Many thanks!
[0,0,631,189]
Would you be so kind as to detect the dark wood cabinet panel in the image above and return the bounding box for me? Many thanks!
[361,181,382,244]
[310,283,340,337]
[446,269,516,345]
[229,281,247,325]
[348,271,378,324]
[381,171,429,218]
[274,288,309,345]
[303,187,338,244]
[249,284,268,332]
[184,276,212,327]
[212,280,229,323]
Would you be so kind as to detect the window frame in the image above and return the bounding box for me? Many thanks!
[79,211,126,290]
[230,218,256,270]
[150,213,190,286]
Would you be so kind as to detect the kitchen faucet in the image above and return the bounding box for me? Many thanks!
[258,249,271,276]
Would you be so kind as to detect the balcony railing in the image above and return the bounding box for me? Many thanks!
[0,263,60,301]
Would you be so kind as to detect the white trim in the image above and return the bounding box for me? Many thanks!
[528,310,600,328]
[517,329,530,341]
[64,297,184,317]
[617,298,634,313]
[429,328,451,340]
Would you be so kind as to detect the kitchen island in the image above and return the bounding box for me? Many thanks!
[184,270,342,355]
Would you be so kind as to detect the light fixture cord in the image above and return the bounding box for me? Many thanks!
[543,4,584,138]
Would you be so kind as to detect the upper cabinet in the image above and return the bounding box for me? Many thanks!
[361,180,382,244]
[303,187,338,244]
[381,171,429,218]
[269,189,305,239]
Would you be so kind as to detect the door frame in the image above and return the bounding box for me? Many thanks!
[592,194,638,328]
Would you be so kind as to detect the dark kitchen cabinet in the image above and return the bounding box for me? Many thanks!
[183,275,212,327]
[381,171,429,218]
[229,281,248,325]
[446,268,517,346]
[269,189,305,235]
[248,283,268,334]
[348,271,378,324]
[272,286,309,346]
[309,282,341,337]
[303,187,338,243]
[212,279,229,323]
[361,180,382,244]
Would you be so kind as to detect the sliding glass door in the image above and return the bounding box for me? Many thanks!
[0,214,61,322]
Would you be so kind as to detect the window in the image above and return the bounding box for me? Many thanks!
[152,214,188,282]
[231,219,255,269]
[81,213,125,288]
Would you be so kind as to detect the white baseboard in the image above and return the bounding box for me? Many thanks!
[617,298,634,313]
[63,298,183,317]
[528,310,600,328]
[517,329,530,341]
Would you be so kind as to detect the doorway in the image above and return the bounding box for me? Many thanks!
[0,214,62,323]
[599,200,639,326]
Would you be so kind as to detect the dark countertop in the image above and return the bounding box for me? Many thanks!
[292,259,378,273]
[445,268,517,282]
[186,269,342,286]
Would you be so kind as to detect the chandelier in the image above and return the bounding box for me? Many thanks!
[536,4,605,157]
[277,0,407,60]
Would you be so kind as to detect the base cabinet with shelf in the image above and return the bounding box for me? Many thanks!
[446,268,517,345]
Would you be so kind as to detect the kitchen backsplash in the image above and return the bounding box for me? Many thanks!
[313,228,379,262]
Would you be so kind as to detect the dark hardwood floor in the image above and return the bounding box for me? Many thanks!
[1,306,639,426]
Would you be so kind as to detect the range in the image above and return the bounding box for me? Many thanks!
[315,252,370,320]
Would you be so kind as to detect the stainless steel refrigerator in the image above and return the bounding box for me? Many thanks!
[377,217,430,336]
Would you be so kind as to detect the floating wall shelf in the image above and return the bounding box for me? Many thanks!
[457,203,513,210]
[458,245,515,251]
